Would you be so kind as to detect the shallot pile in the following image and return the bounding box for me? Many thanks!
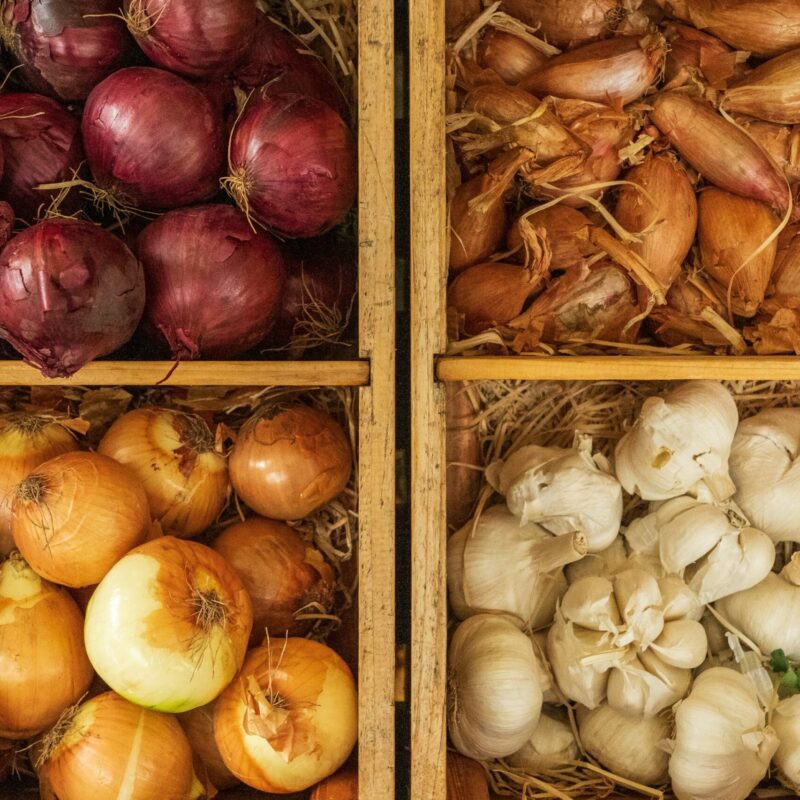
[0,388,359,798]
[446,0,800,355]
[0,1,357,377]
[446,379,800,800]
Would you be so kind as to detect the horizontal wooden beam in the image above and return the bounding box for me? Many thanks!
[0,360,371,387]
[436,356,800,383]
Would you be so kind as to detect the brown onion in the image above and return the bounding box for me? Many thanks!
[664,23,744,88]
[507,206,595,269]
[12,451,149,587]
[477,28,549,84]
[447,0,481,38]
[38,692,198,800]
[448,752,491,800]
[179,701,239,791]
[699,187,779,316]
[772,224,800,298]
[445,383,482,530]
[214,638,358,793]
[651,92,790,212]
[734,118,800,184]
[521,34,666,105]
[212,517,335,642]
[311,769,358,799]
[98,407,229,539]
[723,49,800,125]
[0,553,93,739]
[0,415,79,556]
[230,404,352,522]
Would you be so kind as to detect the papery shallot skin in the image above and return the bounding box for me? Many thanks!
[1,0,133,102]
[0,219,145,377]
[82,67,225,211]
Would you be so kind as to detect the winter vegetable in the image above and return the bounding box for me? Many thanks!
[12,451,149,587]
[446,753,490,800]
[230,404,352,521]
[445,383,482,529]
[137,204,285,359]
[311,770,358,800]
[506,205,595,271]
[499,0,621,48]
[663,23,743,88]
[477,28,548,84]
[447,614,543,760]
[771,695,800,791]
[0,553,92,739]
[84,536,252,712]
[507,709,578,771]
[0,218,145,377]
[98,407,229,539]
[214,638,358,793]
[179,701,239,791]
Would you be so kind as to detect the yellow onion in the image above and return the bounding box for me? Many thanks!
[723,49,800,125]
[179,700,239,791]
[651,92,790,212]
[310,769,358,799]
[446,383,482,530]
[214,638,358,793]
[447,752,490,800]
[656,0,800,58]
[98,408,229,539]
[12,451,149,588]
[477,28,549,84]
[521,34,666,106]
[84,536,252,713]
[230,404,351,522]
[38,692,198,800]
[448,261,544,335]
[0,553,93,739]
[447,0,481,38]
[664,23,744,88]
[615,153,698,293]
[699,187,779,316]
[734,117,800,183]
[211,517,335,642]
[507,205,596,269]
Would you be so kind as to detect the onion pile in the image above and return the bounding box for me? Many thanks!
[446,2,800,353]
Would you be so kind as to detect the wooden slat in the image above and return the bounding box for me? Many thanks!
[356,0,396,795]
[0,360,370,387]
[437,356,800,382]
[410,0,449,796]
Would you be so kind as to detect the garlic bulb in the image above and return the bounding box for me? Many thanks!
[448,615,543,760]
[772,695,800,791]
[448,505,587,629]
[716,553,800,660]
[578,704,670,786]
[625,497,775,603]
[507,708,577,771]
[566,537,633,582]
[668,667,778,800]
[530,630,561,704]
[614,381,738,502]
[548,569,707,716]
[486,435,623,552]
[729,408,800,544]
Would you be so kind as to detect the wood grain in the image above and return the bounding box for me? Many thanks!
[410,0,449,796]
[356,0,396,796]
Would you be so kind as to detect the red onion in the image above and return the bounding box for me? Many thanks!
[137,204,285,359]
[0,93,83,222]
[0,219,145,377]
[235,16,347,117]
[122,0,257,78]
[225,92,356,238]
[0,203,13,248]
[82,67,224,211]
[0,0,133,102]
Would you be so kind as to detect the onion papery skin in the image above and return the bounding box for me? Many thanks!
[122,0,257,78]
[477,28,548,85]
[98,407,229,539]
[12,451,149,587]
[0,218,145,378]
[0,553,93,739]
[1,0,133,102]
[137,204,285,360]
[214,639,358,793]
[226,92,356,238]
[0,93,84,222]
[311,769,358,799]
[230,404,352,521]
[84,536,253,713]
[0,415,78,556]
[179,701,239,791]
[40,691,196,800]
[82,67,224,211]
[212,517,335,642]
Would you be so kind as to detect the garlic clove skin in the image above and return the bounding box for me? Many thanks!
[530,631,561,705]
[448,615,543,761]
[566,537,651,582]
[507,707,577,772]
[649,619,708,669]
[613,569,665,648]
[559,576,621,633]
[659,575,703,622]
[606,649,691,718]
[614,381,738,502]
[771,695,800,791]
[578,703,670,786]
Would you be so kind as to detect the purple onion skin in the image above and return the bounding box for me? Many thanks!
[2,0,134,102]
[0,219,145,377]
[122,0,257,78]
[228,93,357,239]
[137,204,286,359]
[82,67,224,211]
[0,93,83,222]
[0,202,13,247]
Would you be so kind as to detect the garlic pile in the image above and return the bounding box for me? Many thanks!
[507,708,577,772]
